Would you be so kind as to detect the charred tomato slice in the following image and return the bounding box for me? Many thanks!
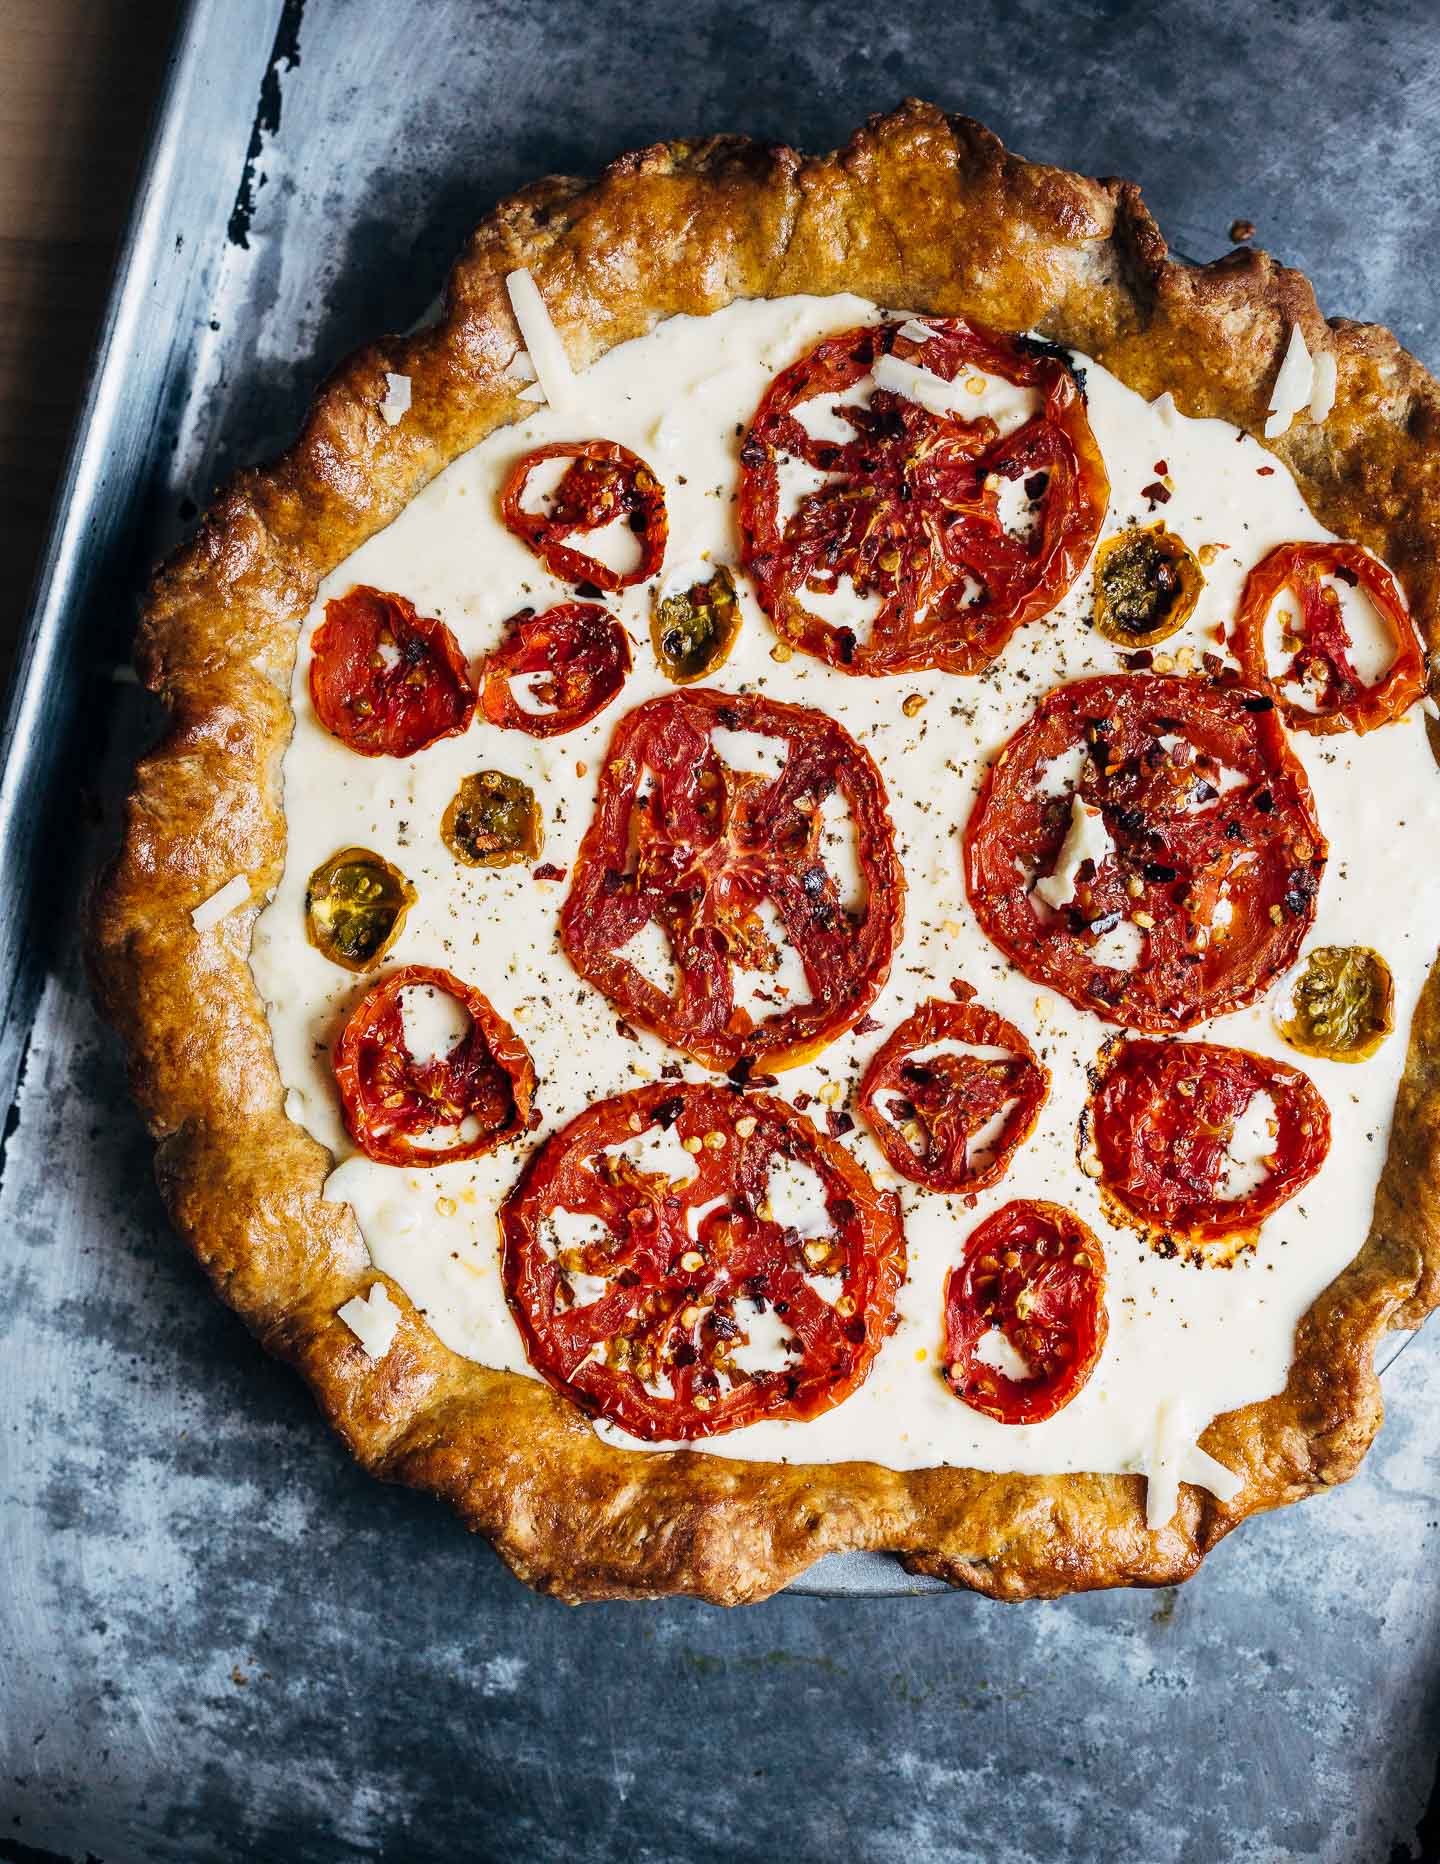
[478,603,630,738]
[499,440,667,591]
[500,1081,906,1440]
[1088,1037,1330,1242]
[737,316,1108,676]
[333,964,535,1167]
[560,688,904,1073]
[943,1200,1107,1425]
[964,674,1327,1031]
[309,586,476,757]
[1230,541,1424,734]
[858,982,1048,1193]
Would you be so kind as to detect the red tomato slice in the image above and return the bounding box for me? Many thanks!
[309,586,476,758]
[964,674,1327,1031]
[560,688,904,1073]
[943,1200,1107,1425]
[858,982,1048,1192]
[333,965,535,1167]
[1230,541,1424,735]
[500,1081,906,1440]
[1088,1037,1330,1241]
[737,317,1108,675]
[499,440,667,592]
[478,603,631,738]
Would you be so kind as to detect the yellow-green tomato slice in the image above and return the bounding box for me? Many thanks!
[305,847,416,971]
[442,771,543,868]
[1092,524,1204,647]
[1276,944,1394,1062]
[652,565,742,684]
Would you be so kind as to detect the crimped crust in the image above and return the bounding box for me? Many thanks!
[89,102,1440,1603]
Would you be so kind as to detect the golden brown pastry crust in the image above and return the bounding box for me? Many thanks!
[88,101,1440,1603]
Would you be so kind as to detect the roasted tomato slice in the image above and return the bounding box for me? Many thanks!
[964,674,1327,1031]
[560,688,904,1073]
[858,982,1048,1193]
[334,964,535,1167]
[1230,542,1424,734]
[441,771,543,868]
[499,440,667,591]
[652,565,742,683]
[1276,944,1394,1063]
[1091,524,1204,647]
[1088,1038,1330,1241]
[305,847,416,972]
[478,602,630,738]
[737,316,1108,676]
[309,585,475,757]
[500,1081,906,1440]
[942,1200,1107,1425]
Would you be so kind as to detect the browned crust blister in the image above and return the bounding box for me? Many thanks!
[88,102,1440,1603]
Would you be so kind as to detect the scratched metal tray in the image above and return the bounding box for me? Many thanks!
[4,1,1440,1858]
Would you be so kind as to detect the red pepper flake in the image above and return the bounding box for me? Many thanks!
[1141,481,1171,506]
[793,1091,813,1110]
[1153,460,1169,475]
[1256,467,1275,477]
[532,862,567,881]
[853,1014,882,1035]
[826,1109,855,1138]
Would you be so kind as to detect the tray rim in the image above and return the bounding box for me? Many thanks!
[0,0,269,1119]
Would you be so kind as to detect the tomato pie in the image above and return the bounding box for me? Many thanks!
[90,103,1440,1602]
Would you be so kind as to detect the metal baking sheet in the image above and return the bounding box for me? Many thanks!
[4,0,1440,1856]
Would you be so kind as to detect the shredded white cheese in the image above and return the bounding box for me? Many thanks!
[378,372,412,426]
[1032,796,1115,911]
[895,317,935,346]
[1145,1401,1243,1527]
[190,873,250,932]
[872,351,1040,436]
[505,268,577,412]
[1308,350,1338,424]
[1264,324,1314,439]
[1183,1442,1243,1507]
[872,352,982,420]
[338,1282,402,1361]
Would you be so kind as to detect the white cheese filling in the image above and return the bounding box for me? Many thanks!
[250,292,1440,1524]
